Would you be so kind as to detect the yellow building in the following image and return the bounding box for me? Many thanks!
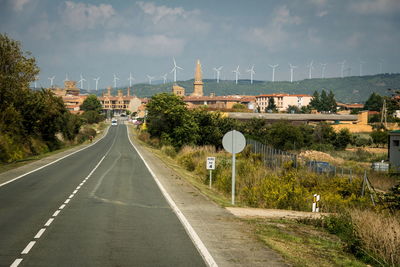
[99,87,141,115]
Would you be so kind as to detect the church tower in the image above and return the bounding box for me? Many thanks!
[192,59,204,97]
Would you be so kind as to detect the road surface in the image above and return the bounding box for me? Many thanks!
[0,124,207,266]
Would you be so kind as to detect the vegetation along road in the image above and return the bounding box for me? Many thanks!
[0,125,208,267]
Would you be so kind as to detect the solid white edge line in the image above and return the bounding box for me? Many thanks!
[126,126,218,267]
[44,218,54,226]
[10,258,23,267]
[52,210,60,217]
[0,126,111,188]
[21,241,35,254]
[34,228,46,239]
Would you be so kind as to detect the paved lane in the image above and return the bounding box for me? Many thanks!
[0,124,206,267]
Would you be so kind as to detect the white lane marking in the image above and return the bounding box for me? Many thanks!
[44,218,54,227]
[52,210,60,217]
[21,241,35,254]
[59,204,66,210]
[126,126,218,267]
[34,228,46,239]
[10,258,23,267]
[64,199,70,204]
[73,190,78,194]
[68,194,74,199]
[0,126,111,188]
[76,186,81,190]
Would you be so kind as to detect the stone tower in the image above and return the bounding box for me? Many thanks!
[192,59,204,97]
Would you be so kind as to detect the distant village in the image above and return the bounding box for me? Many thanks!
[49,60,400,135]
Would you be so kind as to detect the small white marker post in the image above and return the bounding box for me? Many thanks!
[206,157,216,188]
[222,130,246,205]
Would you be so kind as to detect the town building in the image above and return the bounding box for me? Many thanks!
[255,94,312,112]
[388,130,400,172]
[50,81,87,114]
[98,87,141,115]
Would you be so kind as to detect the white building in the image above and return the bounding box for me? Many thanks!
[255,94,312,112]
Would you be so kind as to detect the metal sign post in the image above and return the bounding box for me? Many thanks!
[222,130,246,205]
[206,157,215,188]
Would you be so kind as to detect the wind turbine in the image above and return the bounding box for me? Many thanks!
[232,65,240,84]
[113,74,119,89]
[307,60,314,79]
[128,72,135,87]
[246,65,255,84]
[48,76,55,87]
[338,60,346,78]
[359,60,365,76]
[321,63,327,78]
[170,57,183,83]
[377,59,383,74]
[78,74,86,89]
[93,77,100,91]
[64,73,69,82]
[147,75,155,85]
[213,66,223,83]
[161,73,168,84]
[269,64,279,82]
[34,75,39,88]
[289,64,297,83]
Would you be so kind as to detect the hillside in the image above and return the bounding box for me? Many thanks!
[86,73,400,103]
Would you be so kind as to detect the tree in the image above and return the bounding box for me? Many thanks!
[313,123,336,145]
[266,97,277,112]
[146,93,199,148]
[370,130,388,147]
[333,128,351,150]
[266,121,305,150]
[80,95,102,112]
[287,105,301,114]
[309,91,321,111]
[232,103,246,110]
[327,90,337,113]
[320,90,329,112]
[364,93,383,111]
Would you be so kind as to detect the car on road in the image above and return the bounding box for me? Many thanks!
[111,119,117,126]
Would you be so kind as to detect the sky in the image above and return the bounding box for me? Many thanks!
[1,0,400,90]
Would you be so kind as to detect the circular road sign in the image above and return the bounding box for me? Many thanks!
[222,130,246,154]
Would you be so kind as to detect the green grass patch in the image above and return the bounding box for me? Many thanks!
[248,218,367,267]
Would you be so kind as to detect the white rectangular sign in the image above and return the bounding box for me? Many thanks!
[206,157,215,170]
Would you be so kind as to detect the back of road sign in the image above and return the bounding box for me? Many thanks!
[222,130,246,154]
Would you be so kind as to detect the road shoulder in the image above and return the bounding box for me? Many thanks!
[127,126,289,267]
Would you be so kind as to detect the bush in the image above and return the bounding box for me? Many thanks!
[76,126,96,144]
[161,145,177,158]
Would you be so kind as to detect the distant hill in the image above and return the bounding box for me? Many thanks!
[85,73,400,103]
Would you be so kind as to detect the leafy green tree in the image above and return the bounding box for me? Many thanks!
[364,93,383,111]
[327,90,337,113]
[287,105,301,114]
[266,97,277,112]
[266,121,305,150]
[80,95,102,112]
[232,103,246,110]
[320,90,329,112]
[192,109,224,147]
[370,130,388,147]
[309,91,321,111]
[146,93,199,148]
[313,123,336,145]
[333,128,351,150]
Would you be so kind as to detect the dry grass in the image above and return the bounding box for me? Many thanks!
[368,172,399,192]
[350,209,400,266]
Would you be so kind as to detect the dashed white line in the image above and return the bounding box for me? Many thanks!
[68,194,74,199]
[52,210,60,217]
[34,228,46,239]
[44,218,54,227]
[59,204,66,210]
[73,190,78,194]
[76,186,81,190]
[10,258,23,267]
[64,199,70,204]
[21,241,36,254]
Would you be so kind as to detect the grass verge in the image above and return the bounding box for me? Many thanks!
[248,218,367,267]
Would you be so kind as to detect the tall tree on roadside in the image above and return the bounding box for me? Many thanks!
[364,93,383,111]
[327,90,337,113]
[80,95,103,113]
[266,97,277,112]
[309,91,321,111]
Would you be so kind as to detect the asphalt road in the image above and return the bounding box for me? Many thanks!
[0,124,206,267]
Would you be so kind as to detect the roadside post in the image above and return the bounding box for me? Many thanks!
[206,157,216,188]
[312,194,320,212]
[222,130,246,205]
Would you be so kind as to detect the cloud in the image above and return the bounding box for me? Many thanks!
[244,5,302,51]
[136,2,210,36]
[12,0,30,11]
[308,0,328,6]
[345,32,363,47]
[350,0,400,14]
[61,1,116,30]
[316,10,328,17]
[98,33,186,57]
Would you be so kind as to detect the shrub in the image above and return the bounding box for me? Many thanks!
[76,126,96,144]
[161,145,177,158]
